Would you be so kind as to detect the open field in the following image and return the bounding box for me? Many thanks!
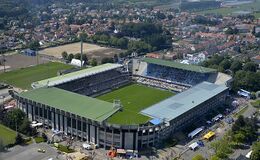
[0,53,50,72]
[39,42,124,61]
[198,0,260,17]
[97,84,173,125]
[0,124,16,146]
[0,62,74,90]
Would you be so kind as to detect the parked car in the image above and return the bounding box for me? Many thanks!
[37,148,46,153]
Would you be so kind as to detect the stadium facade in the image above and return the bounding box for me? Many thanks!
[13,59,229,150]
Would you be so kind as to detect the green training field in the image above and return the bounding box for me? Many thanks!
[97,84,173,125]
[198,0,260,18]
[0,124,16,146]
[0,62,74,90]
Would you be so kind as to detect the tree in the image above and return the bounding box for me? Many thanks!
[210,138,232,159]
[114,54,118,63]
[90,58,97,66]
[19,119,36,136]
[232,115,245,132]
[210,155,220,160]
[220,59,231,70]
[101,57,114,64]
[225,27,239,34]
[243,62,257,72]
[156,12,166,19]
[230,61,242,73]
[15,134,24,145]
[233,132,246,143]
[66,14,74,25]
[232,70,260,92]
[74,53,81,60]
[61,51,68,60]
[82,54,88,65]
[79,32,88,42]
[167,14,174,20]
[251,141,260,160]
[67,54,74,62]
[42,133,48,142]
[3,108,25,131]
[28,40,40,50]
[0,138,4,151]
[117,38,128,49]
[192,154,205,160]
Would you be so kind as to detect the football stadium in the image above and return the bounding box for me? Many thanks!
[12,58,231,150]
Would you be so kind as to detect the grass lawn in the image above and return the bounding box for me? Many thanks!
[0,124,16,146]
[34,137,45,143]
[198,0,260,17]
[97,84,173,125]
[251,99,260,108]
[56,144,75,153]
[0,62,74,90]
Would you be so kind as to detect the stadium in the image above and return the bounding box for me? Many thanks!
[12,58,231,150]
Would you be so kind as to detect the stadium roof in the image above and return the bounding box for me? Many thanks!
[32,63,123,88]
[143,58,216,73]
[18,87,118,122]
[141,82,228,122]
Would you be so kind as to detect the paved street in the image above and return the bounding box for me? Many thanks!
[0,143,65,160]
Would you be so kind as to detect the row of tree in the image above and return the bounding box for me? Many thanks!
[191,115,259,160]
[209,115,258,159]
[61,51,120,66]
[90,33,170,53]
[192,15,220,26]
[200,55,259,92]
[0,109,36,136]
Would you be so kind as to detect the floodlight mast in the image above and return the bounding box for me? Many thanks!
[80,38,83,68]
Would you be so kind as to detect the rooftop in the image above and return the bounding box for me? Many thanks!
[32,63,123,88]
[143,57,216,73]
[19,87,118,122]
[141,82,228,122]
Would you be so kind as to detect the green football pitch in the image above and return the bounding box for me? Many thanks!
[97,83,174,125]
[0,124,16,146]
[0,62,74,90]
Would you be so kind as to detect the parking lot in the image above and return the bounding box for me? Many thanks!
[0,143,65,160]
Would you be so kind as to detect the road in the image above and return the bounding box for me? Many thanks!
[0,143,65,160]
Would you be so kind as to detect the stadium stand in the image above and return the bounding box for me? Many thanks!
[143,58,217,86]
[133,76,189,92]
[32,63,130,96]
[57,69,130,96]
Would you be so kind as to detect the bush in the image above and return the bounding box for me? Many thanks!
[163,138,178,147]
[57,144,74,153]
[192,154,205,160]
[34,137,45,143]
[24,137,33,145]
[40,132,48,141]
[251,100,260,108]
[15,134,24,145]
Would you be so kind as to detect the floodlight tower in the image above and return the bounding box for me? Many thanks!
[80,38,83,68]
